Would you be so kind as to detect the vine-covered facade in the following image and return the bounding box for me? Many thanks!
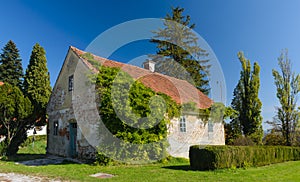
[46,46,225,160]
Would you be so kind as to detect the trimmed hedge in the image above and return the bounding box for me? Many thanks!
[189,145,300,170]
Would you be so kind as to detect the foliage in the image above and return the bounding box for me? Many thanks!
[150,6,210,95]
[210,102,238,123]
[23,43,51,126]
[0,40,23,88]
[81,52,101,68]
[271,49,300,146]
[263,130,285,146]
[0,83,33,156]
[189,145,300,170]
[230,52,263,144]
[231,136,255,146]
[95,66,180,163]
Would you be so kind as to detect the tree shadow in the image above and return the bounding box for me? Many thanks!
[162,165,194,171]
[4,154,47,162]
[2,154,82,166]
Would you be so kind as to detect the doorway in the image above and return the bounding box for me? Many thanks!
[69,123,77,158]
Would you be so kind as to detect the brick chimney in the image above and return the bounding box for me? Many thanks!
[143,60,155,72]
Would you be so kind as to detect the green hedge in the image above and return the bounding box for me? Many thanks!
[189,145,300,170]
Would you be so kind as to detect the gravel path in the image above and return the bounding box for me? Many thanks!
[0,173,60,182]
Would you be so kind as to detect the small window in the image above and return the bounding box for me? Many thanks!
[68,75,74,92]
[53,121,59,135]
[179,116,186,132]
[71,123,77,129]
[208,121,213,132]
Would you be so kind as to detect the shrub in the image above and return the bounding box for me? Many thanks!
[264,132,285,146]
[189,145,300,170]
[0,142,7,156]
[95,152,114,166]
[231,136,255,146]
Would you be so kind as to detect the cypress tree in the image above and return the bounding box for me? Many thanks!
[0,40,23,88]
[230,52,263,144]
[23,43,51,124]
[150,7,210,95]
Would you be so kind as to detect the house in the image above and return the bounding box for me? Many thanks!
[46,46,225,160]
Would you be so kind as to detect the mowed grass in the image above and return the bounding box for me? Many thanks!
[0,136,299,181]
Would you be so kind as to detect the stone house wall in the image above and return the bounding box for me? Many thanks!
[47,48,225,160]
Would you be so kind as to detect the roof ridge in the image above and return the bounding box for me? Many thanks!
[69,46,213,109]
[70,46,197,82]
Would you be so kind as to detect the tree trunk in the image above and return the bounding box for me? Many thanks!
[6,128,27,156]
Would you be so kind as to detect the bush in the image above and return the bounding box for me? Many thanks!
[231,136,255,146]
[264,132,285,146]
[189,145,300,170]
[0,142,7,156]
[95,152,114,166]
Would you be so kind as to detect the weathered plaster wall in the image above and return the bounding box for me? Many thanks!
[47,50,96,159]
[167,115,225,158]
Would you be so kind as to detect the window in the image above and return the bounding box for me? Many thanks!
[70,123,77,129]
[179,116,186,132]
[53,121,59,135]
[68,75,74,92]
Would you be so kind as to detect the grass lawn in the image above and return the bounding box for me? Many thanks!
[0,135,299,181]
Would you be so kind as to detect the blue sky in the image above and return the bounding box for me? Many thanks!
[1,0,300,130]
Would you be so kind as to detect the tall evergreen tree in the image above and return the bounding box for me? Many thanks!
[0,40,23,88]
[23,43,51,125]
[150,7,210,95]
[272,49,300,146]
[230,52,263,144]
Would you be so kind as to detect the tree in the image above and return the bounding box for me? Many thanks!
[150,7,210,95]
[23,43,51,125]
[0,40,23,88]
[271,49,300,146]
[0,83,33,156]
[230,52,263,144]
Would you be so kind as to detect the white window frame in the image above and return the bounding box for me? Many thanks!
[179,116,186,132]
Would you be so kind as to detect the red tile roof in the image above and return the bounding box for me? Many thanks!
[70,46,213,109]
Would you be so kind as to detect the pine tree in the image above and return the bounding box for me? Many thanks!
[0,40,23,88]
[230,52,263,144]
[150,7,210,95]
[23,43,51,124]
[272,49,300,146]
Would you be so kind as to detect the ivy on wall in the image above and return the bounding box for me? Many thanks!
[81,53,229,163]
[95,66,180,163]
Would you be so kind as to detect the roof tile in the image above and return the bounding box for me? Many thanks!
[70,46,213,109]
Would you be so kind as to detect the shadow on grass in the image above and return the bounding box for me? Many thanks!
[162,165,194,171]
[1,154,81,166]
[4,154,47,162]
